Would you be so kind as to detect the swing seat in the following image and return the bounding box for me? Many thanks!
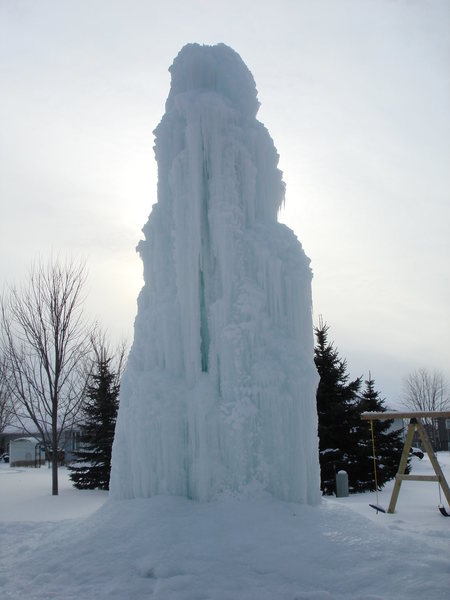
[438,505,450,517]
[369,503,386,513]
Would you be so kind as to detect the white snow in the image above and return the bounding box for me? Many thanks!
[0,454,449,599]
[0,466,107,522]
[110,44,320,504]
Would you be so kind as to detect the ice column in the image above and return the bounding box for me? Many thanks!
[110,43,321,504]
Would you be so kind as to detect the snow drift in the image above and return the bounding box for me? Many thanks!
[110,43,320,503]
[2,456,450,600]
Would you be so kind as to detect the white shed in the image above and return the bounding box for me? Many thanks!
[9,437,45,467]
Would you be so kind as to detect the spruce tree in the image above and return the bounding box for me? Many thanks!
[69,354,120,490]
[314,320,361,495]
[351,374,408,492]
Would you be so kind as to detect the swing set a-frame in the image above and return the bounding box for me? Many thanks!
[361,410,450,516]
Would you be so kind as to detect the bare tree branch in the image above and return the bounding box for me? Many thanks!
[89,330,128,389]
[0,354,15,442]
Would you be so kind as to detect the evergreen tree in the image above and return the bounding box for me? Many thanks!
[351,374,408,492]
[69,353,120,490]
[314,320,361,495]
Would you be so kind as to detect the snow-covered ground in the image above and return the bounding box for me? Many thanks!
[0,454,449,599]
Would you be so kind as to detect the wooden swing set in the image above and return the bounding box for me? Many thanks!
[361,410,450,515]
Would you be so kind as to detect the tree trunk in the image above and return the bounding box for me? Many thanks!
[52,417,58,496]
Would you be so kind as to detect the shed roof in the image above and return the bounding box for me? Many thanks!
[10,437,42,444]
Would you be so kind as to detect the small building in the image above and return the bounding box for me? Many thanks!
[9,437,45,467]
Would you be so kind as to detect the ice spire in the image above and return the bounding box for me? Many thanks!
[110,43,320,504]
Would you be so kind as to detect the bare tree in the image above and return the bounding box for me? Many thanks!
[402,368,450,449]
[0,354,15,447]
[0,258,95,494]
[402,369,449,412]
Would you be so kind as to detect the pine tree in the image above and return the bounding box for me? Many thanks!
[351,374,408,492]
[69,354,120,490]
[314,320,361,495]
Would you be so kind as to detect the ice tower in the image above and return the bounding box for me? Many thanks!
[110,44,320,504]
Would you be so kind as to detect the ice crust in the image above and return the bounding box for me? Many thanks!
[110,44,320,504]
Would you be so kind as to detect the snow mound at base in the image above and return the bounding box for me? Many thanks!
[1,495,448,600]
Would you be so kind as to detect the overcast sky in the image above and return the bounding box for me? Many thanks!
[1,0,449,406]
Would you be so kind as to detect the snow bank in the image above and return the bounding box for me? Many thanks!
[110,43,320,503]
[1,494,448,600]
[1,455,449,599]
[0,465,107,522]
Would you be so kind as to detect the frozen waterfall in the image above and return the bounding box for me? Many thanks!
[110,43,321,504]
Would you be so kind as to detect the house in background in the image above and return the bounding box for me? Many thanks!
[0,424,81,465]
[411,417,450,452]
[437,418,450,451]
[382,411,450,453]
[385,413,405,439]
[59,428,81,462]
